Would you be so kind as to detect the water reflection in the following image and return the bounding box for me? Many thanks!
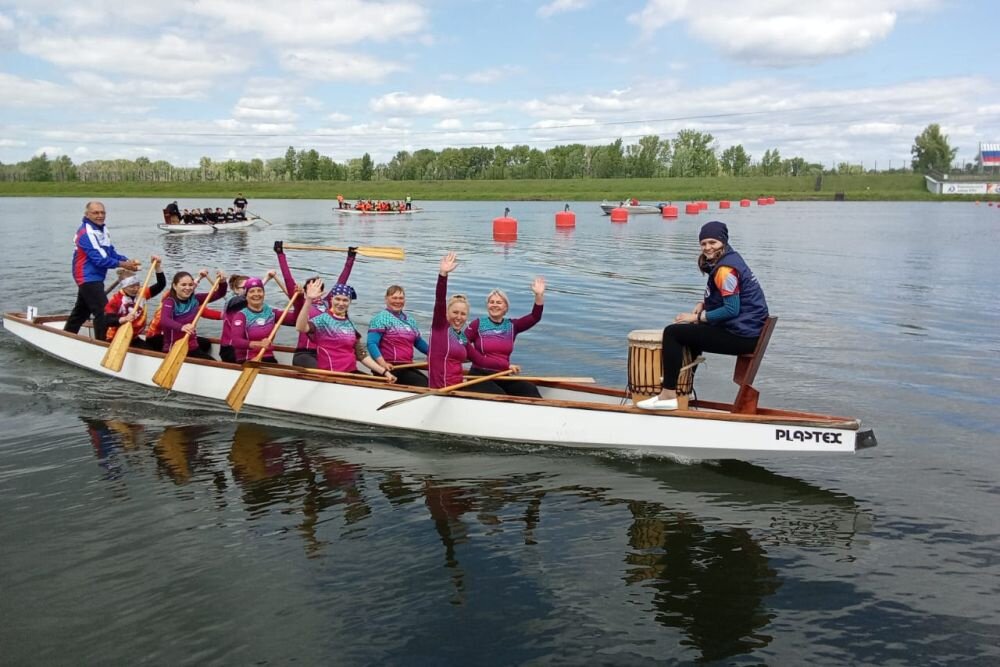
[80,415,872,663]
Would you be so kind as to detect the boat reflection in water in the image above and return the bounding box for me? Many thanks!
[81,416,873,663]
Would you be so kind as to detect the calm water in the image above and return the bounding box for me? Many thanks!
[1,197,998,665]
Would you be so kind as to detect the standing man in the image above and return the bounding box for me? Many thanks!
[405,194,412,210]
[65,201,140,340]
[234,192,248,215]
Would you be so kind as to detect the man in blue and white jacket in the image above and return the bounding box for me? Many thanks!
[65,201,140,341]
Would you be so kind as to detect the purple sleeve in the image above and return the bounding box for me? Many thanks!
[432,275,448,332]
[230,315,250,351]
[463,319,491,367]
[511,303,543,335]
[159,298,183,332]
[277,251,297,293]
[336,254,356,285]
[204,282,228,302]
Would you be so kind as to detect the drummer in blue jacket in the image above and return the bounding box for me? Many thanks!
[64,201,140,341]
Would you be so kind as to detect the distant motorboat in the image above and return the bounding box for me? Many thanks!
[600,201,666,215]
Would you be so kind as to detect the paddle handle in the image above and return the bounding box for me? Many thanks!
[186,276,223,332]
[251,294,299,363]
[282,243,404,260]
[130,260,160,315]
[441,369,514,393]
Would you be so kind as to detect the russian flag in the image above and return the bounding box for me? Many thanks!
[981,143,1000,166]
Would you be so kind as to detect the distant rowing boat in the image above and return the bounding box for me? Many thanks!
[3,312,876,461]
[333,207,423,216]
[157,216,262,234]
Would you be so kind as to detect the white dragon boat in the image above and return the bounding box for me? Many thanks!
[333,207,423,216]
[1,312,876,461]
[157,216,262,234]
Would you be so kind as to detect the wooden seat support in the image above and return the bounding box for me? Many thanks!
[732,316,777,414]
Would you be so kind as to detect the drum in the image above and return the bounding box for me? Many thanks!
[627,329,663,401]
[627,329,695,403]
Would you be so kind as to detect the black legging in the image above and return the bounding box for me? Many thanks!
[64,281,108,340]
[391,367,429,387]
[292,349,318,368]
[469,367,540,398]
[660,323,758,390]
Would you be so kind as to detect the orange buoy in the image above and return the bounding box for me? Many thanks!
[685,203,700,214]
[697,201,708,210]
[493,207,518,239]
[757,197,768,206]
[719,200,731,209]
[661,205,678,218]
[610,207,628,223]
[555,205,576,228]
[767,196,776,205]
[740,199,751,207]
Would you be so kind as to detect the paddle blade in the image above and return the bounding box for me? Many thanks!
[357,247,405,261]
[226,365,261,412]
[152,338,190,389]
[100,322,134,372]
[376,392,426,411]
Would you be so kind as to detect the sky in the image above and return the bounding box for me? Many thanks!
[1,0,997,169]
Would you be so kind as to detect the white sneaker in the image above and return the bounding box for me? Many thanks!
[635,396,679,410]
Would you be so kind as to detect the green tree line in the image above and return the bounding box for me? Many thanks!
[2,126,946,183]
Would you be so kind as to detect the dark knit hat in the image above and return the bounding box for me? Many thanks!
[699,220,729,244]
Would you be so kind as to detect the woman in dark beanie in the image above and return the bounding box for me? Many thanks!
[637,220,769,410]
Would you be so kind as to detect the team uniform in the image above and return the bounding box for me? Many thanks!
[367,309,429,386]
[465,302,544,397]
[65,217,132,341]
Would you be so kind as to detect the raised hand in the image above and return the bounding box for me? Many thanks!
[531,276,546,298]
[150,254,161,268]
[305,280,324,301]
[198,268,210,278]
[439,252,458,276]
[273,240,284,254]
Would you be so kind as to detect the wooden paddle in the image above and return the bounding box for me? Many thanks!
[489,375,596,384]
[152,276,222,390]
[389,361,428,371]
[283,243,405,261]
[225,295,299,412]
[377,369,514,411]
[101,260,158,372]
[248,211,272,225]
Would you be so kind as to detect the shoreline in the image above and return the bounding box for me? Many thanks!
[0,174,995,202]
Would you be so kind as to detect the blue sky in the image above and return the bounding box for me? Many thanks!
[1,0,997,168]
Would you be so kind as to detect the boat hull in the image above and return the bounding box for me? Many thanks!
[158,218,260,233]
[2,313,873,460]
[601,204,664,215]
[333,208,422,216]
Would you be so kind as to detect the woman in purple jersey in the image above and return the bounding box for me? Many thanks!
[427,252,504,393]
[274,241,356,368]
[295,280,395,380]
[367,285,429,387]
[228,276,299,364]
[465,276,545,398]
[159,269,227,360]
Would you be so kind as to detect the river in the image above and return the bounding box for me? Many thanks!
[0,197,997,665]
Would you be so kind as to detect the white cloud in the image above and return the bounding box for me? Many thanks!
[370,92,486,115]
[466,65,522,84]
[190,0,427,44]
[35,145,63,156]
[538,0,589,18]
[279,49,405,81]
[68,72,212,100]
[0,72,77,107]
[327,112,352,123]
[0,138,26,147]
[435,119,463,129]
[846,122,905,136]
[627,0,938,65]
[232,96,299,123]
[21,33,251,79]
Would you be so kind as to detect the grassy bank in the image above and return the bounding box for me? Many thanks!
[0,174,978,201]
